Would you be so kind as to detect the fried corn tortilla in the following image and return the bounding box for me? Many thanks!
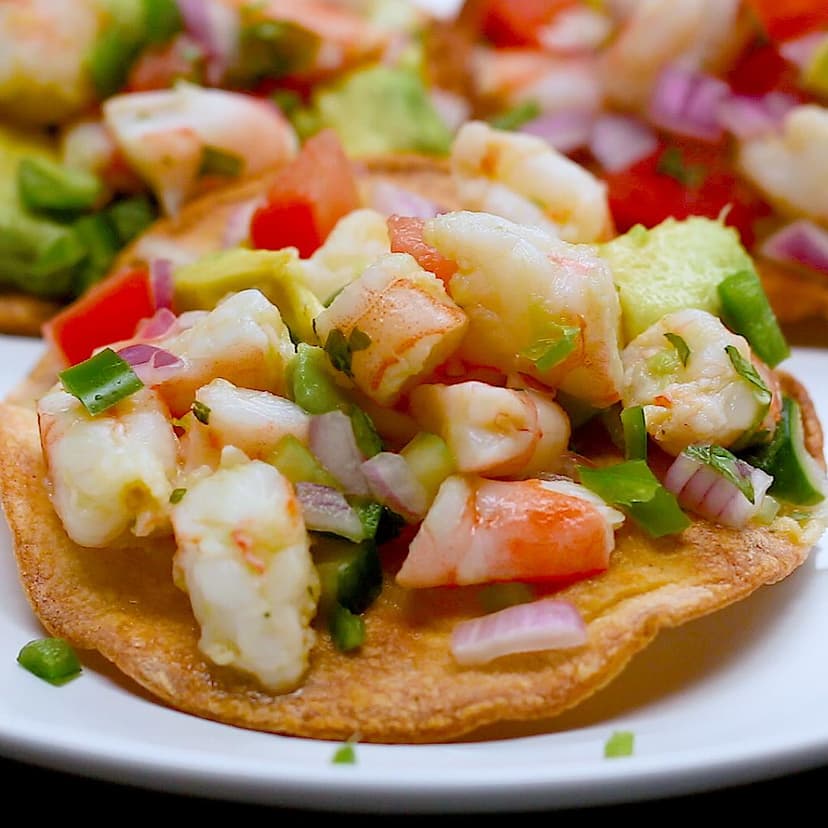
[0,373,823,743]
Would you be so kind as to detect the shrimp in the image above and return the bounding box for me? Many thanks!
[737,105,828,226]
[146,289,297,417]
[103,82,298,216]
[313,252,469,406]
[0,0,102,126]
[622,308,783,456]
[451,121,613,244]
[601,0,744,111]
[408,381,570,478]
[37,386,179,548]
[179,378,310,471]
[423,210,624,409]
[396,475,624,588]
[472,47,605,116]
[299,208,391,305]
[171,448,319,692]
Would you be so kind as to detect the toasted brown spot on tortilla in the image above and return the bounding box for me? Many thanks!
[0,294,60,338]
[0,375,823,743]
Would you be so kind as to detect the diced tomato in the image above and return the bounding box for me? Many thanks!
[43,267,156,366]
[726,41,803,97]
[250,128,360,257]
[387,215,458,284]
[481,0,578,48]
[603,140,771,246]
[744,0,828,43]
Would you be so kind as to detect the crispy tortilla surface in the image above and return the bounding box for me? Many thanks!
[0,375,823,743]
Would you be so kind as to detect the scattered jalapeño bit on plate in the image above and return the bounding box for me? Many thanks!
[604,730,635,759]
[17,638,82,685]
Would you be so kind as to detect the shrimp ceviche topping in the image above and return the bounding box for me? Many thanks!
[0,0,457,328]
[24,121,825,707]
[441,0,828,324]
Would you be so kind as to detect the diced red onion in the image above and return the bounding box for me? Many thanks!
[663,452,772,528]
[760,220,828,276]
[177,0,237,85]
[450,598,587,666]
[589,114,658,172]
[360,452,428,522]
[308,411,370,496]
[294,483,365,542]
[222,197,263,249]
[134,307,178,340]
[370,182,441,219]
[648,64,730,142]
[150,258,174,311]
[717,92,797,140]
[118,344,184,386]
[520,109,595,154]
[780,31,826,70]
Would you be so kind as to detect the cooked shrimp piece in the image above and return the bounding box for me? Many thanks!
[424,211,624,409]
[451,121,613,243]
[0,0,102,125]
[300,209,390,305]
[37,386,179,548]
[737,105,828,226]
[313,253,469,406]
[224,0,389,74]
[408,381,570,478]
[472,47,605,115]
[171,449,319,692]
[622,308,782,456]
[103,82,298,215]
[149,289,296,417]
[190,378,310,462]
[601,0,743,111]
[397,476,624,588]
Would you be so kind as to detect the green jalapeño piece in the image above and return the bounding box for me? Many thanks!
[59,348,144,416]
[17,638,82,685]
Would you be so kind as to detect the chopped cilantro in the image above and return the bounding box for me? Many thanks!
[191,400,211,425]
[332,741,357,764]
[657,147,707,188]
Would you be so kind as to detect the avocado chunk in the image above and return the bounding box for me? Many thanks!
[173,248,323,344]
[744,396,826,506]
[269,434,340,488]
[601,217,757,343]
[304,65,453,157]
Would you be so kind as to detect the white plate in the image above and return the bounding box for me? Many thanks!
[1,335,827,813]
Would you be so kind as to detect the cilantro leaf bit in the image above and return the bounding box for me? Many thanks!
[59,348,144,416]
[191,400,211,425]
[199,145,244,178]
[489,100,541,131]
[684,444,757,503]
[324,327,372,378]
[604,730,635,759]
[657,147,707,188]
[578,460,691,537]
[663,332,690,367]
[18,638,82,685]
[521,322,581,373]
[169,488,187,504]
